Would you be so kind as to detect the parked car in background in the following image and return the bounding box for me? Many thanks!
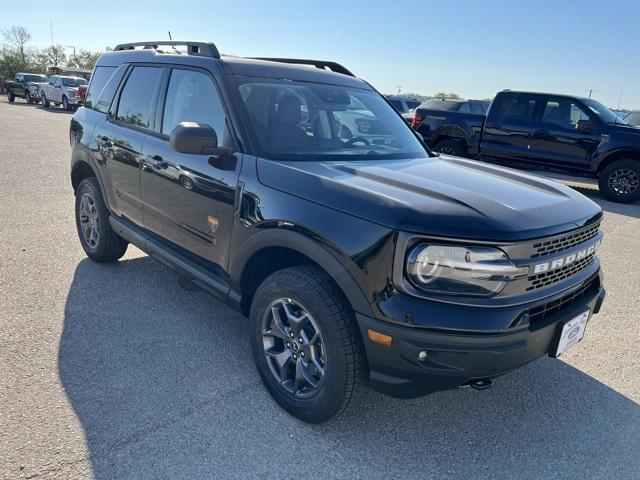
[385,95,421,113]
[625,111,640,127]
[42,75,88,111]
[5,72,49,104]
[404,98,490,126]
[77,84,88,105]
[411,90,640,203]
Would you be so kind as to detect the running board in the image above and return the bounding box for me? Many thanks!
[110,216,241,309]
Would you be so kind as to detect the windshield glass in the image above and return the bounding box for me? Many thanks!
[236,78,427,161]
[24,74,48,83]
[61,77,88,87]
[582,99,627,124]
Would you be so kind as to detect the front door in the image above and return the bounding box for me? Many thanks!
[140,67,241,274]
[527,96,601,172]
[480,92,540,168]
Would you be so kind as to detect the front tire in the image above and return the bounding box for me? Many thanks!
[433,138,467,157]
[598,159,640,203]
[42,94,50,108]
[8,91,15,103]
[75,177,128,262]
[63,96,70,111]
[250,266,365,423]
[25,92,32,104]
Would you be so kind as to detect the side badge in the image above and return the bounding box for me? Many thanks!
[207,216,220,234]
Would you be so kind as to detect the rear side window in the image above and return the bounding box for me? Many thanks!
[85,67,116,111]
[492,93,536,124]
[116,67,163,129]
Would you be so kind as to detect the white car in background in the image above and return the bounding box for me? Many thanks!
[41,75,88,111]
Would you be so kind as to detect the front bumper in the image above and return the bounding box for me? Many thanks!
[357,275,606,398]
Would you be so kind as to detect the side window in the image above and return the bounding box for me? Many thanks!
[471,103,485,114]
[493,94,536,124]
[85,66,116,111]
[116,67,163,129]
[459,103,471,113]
[542,98,590,130]
[161,69,230,146]
[389,100,403,112]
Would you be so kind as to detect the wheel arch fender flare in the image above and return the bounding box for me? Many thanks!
[229,228,373,316]
[431,123,471,145]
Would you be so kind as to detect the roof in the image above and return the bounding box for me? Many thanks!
[97,42,369,89]
[500,90,591,102]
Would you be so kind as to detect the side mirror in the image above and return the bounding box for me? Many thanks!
[576,119,597,134]
[169,122,230,156]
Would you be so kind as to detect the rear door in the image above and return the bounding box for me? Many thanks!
[91,65,164,226]
[480,92,540,167]
[527,96,602,171]
[140,66,242,274]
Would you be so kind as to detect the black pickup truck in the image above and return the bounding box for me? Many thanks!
[5,72,49,104]
[411,90,640,203]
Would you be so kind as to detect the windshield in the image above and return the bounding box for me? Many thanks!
[582,98,627,124]
[24,74,48,83]
[61,77,88,87]
[236,78,427,161]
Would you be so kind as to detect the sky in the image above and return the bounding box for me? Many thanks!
[3,0,639,109]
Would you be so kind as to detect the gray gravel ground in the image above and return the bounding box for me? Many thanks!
[1,97,639,480]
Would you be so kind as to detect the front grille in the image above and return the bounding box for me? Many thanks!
[528,275,599,323]
[531,222,600,258]
[526,253,596,291]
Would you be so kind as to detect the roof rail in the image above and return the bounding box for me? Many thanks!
[249,58,355,77]
[113,41,220,58]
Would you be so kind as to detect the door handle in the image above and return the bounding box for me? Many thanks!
[531,129,550,137]
[486,123,502,129]
[145,155,168,169]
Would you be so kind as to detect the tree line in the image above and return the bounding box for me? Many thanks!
[0,26,105,80]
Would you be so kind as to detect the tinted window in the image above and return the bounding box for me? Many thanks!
[238,78,427,161]
[116,67,162,129]
[542,98,591,130]
[85,66,115,111]
[61,77,87,86]
[420,99,463,111]
[470,102,486,114]
[626,112,640,126]
[406,100,421,110]
[459,103,471,113]
[24,74,47,83]
[493,94,536,123]
[161,69,230,145]
[388,100,404,112]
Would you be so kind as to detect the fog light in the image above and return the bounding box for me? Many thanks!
[418,350,428,362]
[367,329,393,347]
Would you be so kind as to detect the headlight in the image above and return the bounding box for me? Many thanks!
[405,244,527,297]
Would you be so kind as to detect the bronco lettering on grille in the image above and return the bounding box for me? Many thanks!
[533,240,601,274]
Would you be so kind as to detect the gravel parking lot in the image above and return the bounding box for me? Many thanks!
[1,97,639,480]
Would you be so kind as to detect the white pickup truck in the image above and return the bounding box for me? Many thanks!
[41,75,88,111]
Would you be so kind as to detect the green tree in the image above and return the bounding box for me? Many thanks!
[68,49,100,70]
[433,92,461,99]
[37,44,67,68]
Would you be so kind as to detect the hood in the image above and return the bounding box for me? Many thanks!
[606,122,640,135]
[257,155,602,241]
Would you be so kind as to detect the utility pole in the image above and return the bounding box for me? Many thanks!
[395,85,402,96]
[588,89,593,98]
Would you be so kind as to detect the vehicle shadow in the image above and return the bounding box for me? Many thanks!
[4,100,74,114]
[60,257,640,479]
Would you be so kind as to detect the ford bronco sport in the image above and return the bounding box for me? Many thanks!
[70,41,606,423]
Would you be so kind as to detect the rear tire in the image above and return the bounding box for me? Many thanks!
[598,159,640,203]
[75,177,128,262]
[433,138,467,157]
[249,266,365,423]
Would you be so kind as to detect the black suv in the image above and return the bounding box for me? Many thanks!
[70,41,606,423]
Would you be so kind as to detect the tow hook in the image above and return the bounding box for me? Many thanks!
[470,378,492,391]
